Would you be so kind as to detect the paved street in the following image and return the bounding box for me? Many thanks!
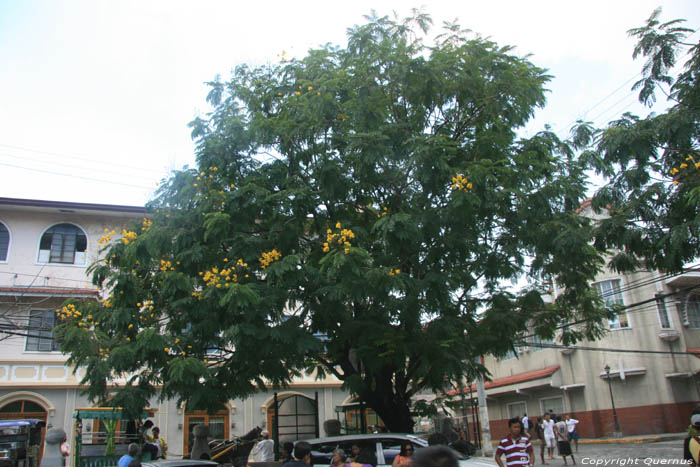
[556,440,686,463]
[477,439,689,466]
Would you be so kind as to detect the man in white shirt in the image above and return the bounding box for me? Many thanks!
[542,413,556,460]
[248,430,275,464]
[522,414,530,434]
[565,415,580,453]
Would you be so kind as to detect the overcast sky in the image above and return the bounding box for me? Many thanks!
[1,0,698,207]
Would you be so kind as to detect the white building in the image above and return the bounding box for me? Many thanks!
[0,197,354,462]
[449,202,700,439]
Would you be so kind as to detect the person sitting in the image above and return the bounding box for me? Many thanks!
[330,448,346,467]
[392,443,413,467]
[118,444,140,467]
[283,441,312,467]
[151,427,167,459]
[347,447,377,467]
[248,430,274,464]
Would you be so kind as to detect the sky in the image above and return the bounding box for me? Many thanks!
[0,0,698,207]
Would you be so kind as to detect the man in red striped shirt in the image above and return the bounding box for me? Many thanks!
[495,417,534,467]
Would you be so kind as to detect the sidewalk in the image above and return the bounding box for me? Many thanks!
[488,431,687,447]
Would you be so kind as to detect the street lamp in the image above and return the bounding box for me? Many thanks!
[604,364,621,435]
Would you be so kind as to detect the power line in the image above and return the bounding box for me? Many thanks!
[523,340,696,357]
[0,142,168,175]
[521,282,700,341]
[0,151,157,183]
[0,161,156,190]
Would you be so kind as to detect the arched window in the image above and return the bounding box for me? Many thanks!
[38,223,87,265]
[0,222,9,261]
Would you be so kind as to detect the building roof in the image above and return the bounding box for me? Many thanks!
[0,287,100,297]
[446,365,561,395]
[0,197,146,215]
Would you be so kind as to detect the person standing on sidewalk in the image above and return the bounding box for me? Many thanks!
[534,418,547,465]
[542,413,556,460]
[555,416,575,465]
[495,417,534,467]
[564,415,579,454]
[522,414,530,436]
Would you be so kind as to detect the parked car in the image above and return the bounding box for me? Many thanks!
[303,434,495,467]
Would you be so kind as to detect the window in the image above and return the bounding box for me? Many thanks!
[38,223,87,265]
[594,279,629,329]
[0,222,8,261]
[507,402,527,420]
[656,294,672,329]
[25,310,60,352]
[539,397,564,416]
[687,296,700,329]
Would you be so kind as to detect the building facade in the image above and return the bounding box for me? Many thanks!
[0,197,354,462]
[467,205,700,440]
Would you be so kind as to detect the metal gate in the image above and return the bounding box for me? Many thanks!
[270,393,319,446]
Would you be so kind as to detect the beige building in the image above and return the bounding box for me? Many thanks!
[0,197,353,462]
[457,203,700,439]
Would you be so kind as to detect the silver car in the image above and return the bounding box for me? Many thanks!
[303,434,495,467]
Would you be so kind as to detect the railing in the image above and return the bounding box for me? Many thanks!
[76,456,119,467]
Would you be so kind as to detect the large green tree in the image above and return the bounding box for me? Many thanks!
[58,12,609,432]
[582,8,699,273]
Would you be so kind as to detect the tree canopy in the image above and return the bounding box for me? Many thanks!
[582,8,699,273]
[58,11,610,431]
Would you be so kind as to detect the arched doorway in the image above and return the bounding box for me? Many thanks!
[183,406,229,456]
[0,399,48,464]
[266,394,318,443]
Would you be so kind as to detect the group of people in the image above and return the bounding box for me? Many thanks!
[495,413,580,467]
[117,420,168,467]
[277,439,458,467]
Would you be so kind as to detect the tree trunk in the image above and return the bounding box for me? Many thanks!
[362,390,415,433]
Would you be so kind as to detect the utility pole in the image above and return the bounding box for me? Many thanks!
[476,356,492,456]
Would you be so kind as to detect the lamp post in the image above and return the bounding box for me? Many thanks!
[604,364,622,436]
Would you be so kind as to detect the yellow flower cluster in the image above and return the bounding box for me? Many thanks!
[451,174,473,191]
[159,259,176,272]
[259,249,282,269]
[670,155,700,185]
[57,304,80,319]
[141,218,152,231]
[56,304,99,328]
[98,229,118,245]
[377,206,389,218]
[388,268,401,277]
[200,258,248,287]
[323,222,355,255]
[136,300,156,323]
[121,230,137,245]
